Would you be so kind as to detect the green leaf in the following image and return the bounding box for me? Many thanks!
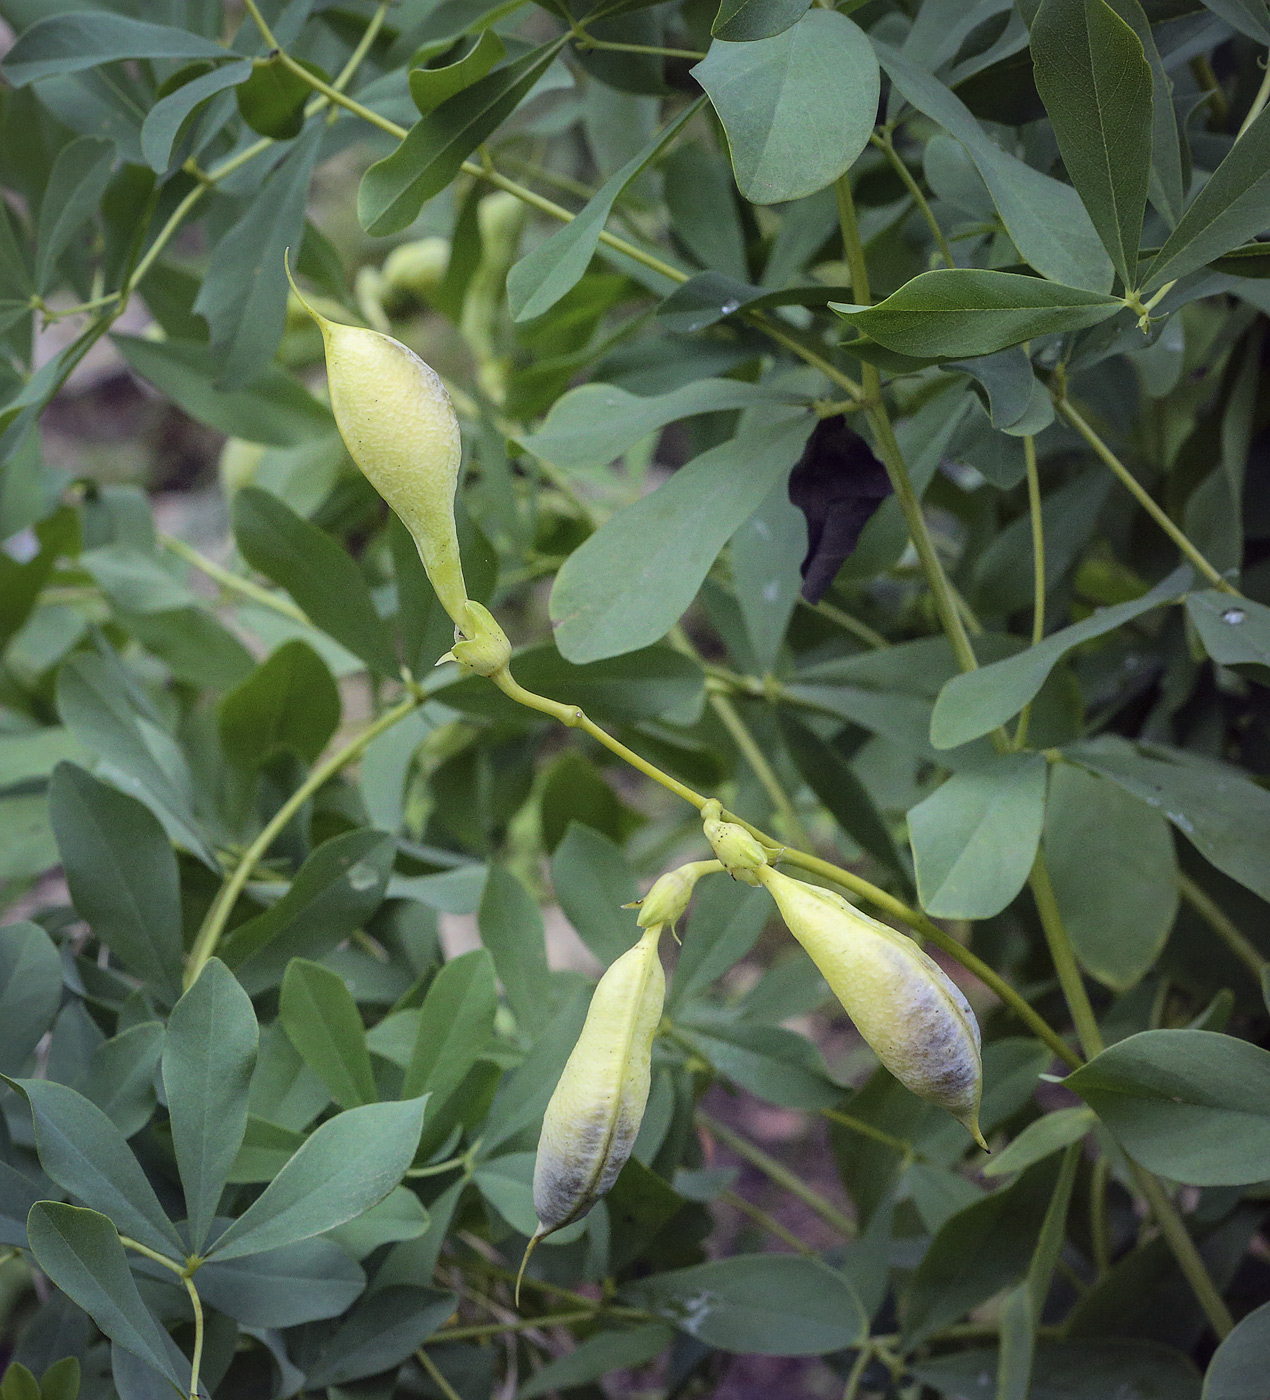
[235,55,323,140]
[193,122,321,388]
[34,136,115,295]
[47,763,185,1004]
[1062,737,1270,902]
[112,336,332,446]
[517,377,794,475]
[731,479,804,674]
[1031,0,1153,287]
[1186,591,1270,685]
[325,1182,429,1258]
[681,1020,842,1109]
[629,1253,865,1354]
[140,59,253,173]
[669,879,770,1008]
[303,1285,457,1388]
[930,569,1190,748]
[1064,1029,1270,1186]
[509,99,701,322]
[39,1358,81,1400]
[79,1023,164,1139]
[397,946,495,1108]
[982,1107,1098,1179]
[80,544,196,615]
[876,44,1114,292]
[549,408,812,662]
[410,31,506,114]
[1042,764,1178,990]
[162,959,258,1254]
[656,270,849,334]
[904,1155,1064,1345]
[779,714,910,888]
[232,486,399,677]
[2,14,227,87]
[712,0,810,41]
[664,144,748,279]
[195,1237,365,1327]
[358,40,566,236]
[692,11,879,203]
[0,921,62,1076]
[221,830,396,994]
[24,1204,183,1388]
[218,640,340,769]
[55,653,214,866]
[477,865,552,1035]
[551,824,641,964]
[831,270,1121,359]
[518,1323,674,1398]
[908,752,1048,919]
[280,959,377,1110]
[207,1096,428,1261]
[913,1340,1201,1400]
[1203,1299,1270,1400]
[9,1078,183,1258]
[1144,106,1270,289]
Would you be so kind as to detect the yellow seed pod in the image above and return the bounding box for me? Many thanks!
[382,236,451,305]
[756,866,985,1147]
[701,799,768,885]
[284,256,470,630]
[520,924,665,1300]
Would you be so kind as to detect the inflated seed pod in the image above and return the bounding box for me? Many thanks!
[756,866,985,1147]
[520,924,665,1299]
[382,236,451,307]
[284,257,470,630]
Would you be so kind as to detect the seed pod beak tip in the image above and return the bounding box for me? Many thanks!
[515,1224,548,1308]
[282,248,323,329]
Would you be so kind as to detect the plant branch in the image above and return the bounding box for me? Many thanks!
[161,533,310,624]
[1054,396,1238,594]
[1013,434,1045,749]
[870,131,954,268]
[415,1348,465,1400]
[1130,1164,1234,1337]
[697,1110,856,1238]
[1178,871,1268,980]
[720,1188,815,1254]
[184,691,423,987]
[1028,852,1103,1059]
[182,1275,205,1400]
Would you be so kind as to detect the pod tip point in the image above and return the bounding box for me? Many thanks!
[515,1225,546,1308]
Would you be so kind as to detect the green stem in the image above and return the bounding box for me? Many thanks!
[842,1343,873,1400]
[1130,1164,1234,1338]
[870,131,954,269]
[574,35,706,59]
[1029,852,1102,1059]
[184,691,423,987]
[807,598,890,649]
[118,1235,183,1275]
[822,1107,914,1157]
[182,1275,205,1400]
[1054,397,1238,594]
[720,1189,815,1254]
[431,1309,603,1343]
[697,1110,856,1238]
[1237,53,1270,138]
[1090,1153,1111,1280]
[706,682,813,849]
[834,174,980,675]
[1013,434,1045,750]
[415,1348,465,1400]
[1178,872,1268,980]
[161,533,310,624]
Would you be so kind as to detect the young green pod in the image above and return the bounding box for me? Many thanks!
[285,257,470,630]
[701,799,768,885]
[756,866,985,1146]
[629,859,723,935]
[520,924,665,1299]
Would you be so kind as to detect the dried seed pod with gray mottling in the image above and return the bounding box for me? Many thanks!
[757,866,985,1146]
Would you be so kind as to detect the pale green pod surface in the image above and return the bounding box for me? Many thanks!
[634,859,722,931]
[287,264,469,629]
[757,867,985,1145]
[530,925,665,1242]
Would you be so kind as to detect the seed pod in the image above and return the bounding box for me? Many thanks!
[382,236,451,307]
[630,859,723,934]
[756,866,985,1146]
[520,924,665,1299]
[285,257,470,630]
